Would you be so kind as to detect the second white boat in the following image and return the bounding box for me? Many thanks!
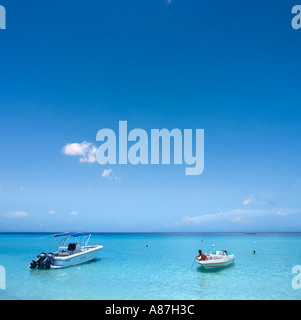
[196,250,235,269]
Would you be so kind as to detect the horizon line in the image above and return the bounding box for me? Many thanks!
[1,231,301,234]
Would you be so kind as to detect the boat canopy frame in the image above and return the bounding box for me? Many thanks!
[54,232,92,250]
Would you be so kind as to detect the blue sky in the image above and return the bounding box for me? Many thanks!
[0,0,301,232]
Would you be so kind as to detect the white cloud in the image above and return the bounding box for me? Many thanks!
[101,169,120,182]
[278,211,288,217]
[172,209,266,227]
[228,215,254,224]
[2,211,29,218]
[62,141,97,163]
[172,207,301,228]
[242,195,256,205]
[101,169,112,178]
[69,211,79,216]
[48,209,56,215]
[19,186,32,192]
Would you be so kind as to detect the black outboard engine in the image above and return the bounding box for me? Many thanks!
[29,252,46,269]
[37,253,47,269]
[29,260,38,270]
[44,253,55,269]
[29,252,54,270]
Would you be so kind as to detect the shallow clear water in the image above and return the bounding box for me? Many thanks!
[1,233,301,300]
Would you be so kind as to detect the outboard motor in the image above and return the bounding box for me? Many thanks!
[30,252,45,269]
[37,253,47,269]
[44,253,54,269]
[29,252,54,270]
[29,260,38,270]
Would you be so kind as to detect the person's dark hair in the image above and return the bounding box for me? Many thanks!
[198,250,202,255]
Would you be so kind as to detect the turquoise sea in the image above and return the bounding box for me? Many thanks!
[1,233,301,300]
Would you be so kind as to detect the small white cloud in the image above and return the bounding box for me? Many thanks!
[62,141,97,163]
[48,209,56,215]
[101,169,120,182]
[101,169,112,178]
[243,195,256,205]
[228,216,254,224]
[172,209,266,227]
[20,186,24,192]
[278,211,288,217]
[2,211,29,218]
[69,210,79,216]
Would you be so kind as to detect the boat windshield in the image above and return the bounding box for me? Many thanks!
[216,250,228,256]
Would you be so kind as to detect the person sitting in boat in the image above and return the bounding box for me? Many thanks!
[196,250,208,261]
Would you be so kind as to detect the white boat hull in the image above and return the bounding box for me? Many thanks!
[51,245,103,268]
[196,254,235,269]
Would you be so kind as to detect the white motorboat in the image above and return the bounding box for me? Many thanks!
[196,250,235,269]
[29,232,103,269]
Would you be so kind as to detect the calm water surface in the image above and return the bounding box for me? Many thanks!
[1,233,301,300]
